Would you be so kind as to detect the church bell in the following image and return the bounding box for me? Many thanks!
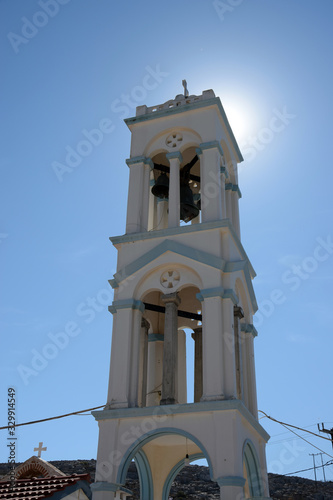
[180,182,199,222]
[151,172,169,199]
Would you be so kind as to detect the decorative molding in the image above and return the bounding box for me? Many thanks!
[166,151,183,162]
[124,96,244,163]
[241,323,258,337]
[199,140,224,157]
[216,475,246,487]
[110,220,255,278]
[112,239,225,287]
[108,299,144,315]
[225,182,242,198]
[92,400,270,442]
[196,287,224,302]
[148,333,164,342]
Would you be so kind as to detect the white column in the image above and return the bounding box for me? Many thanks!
[156,199,168,230]
[125,158,145,234]
[141,160,151,231]
[198,143,223,223]
[231,187,241,238]
[138,318,149,407]
[128,308,143,407]
[225,186,232,221]
[241,328,249,409]
[220,167,227,219]
[222,298,237,399]
[160,292,181,405]
[233,306,244,401]
[192,327,203,403]
[166,152,182,228]
[148,169,156,230]
[107,304,140,408]
[177,329,187,404]
[200,294,224,401]
[247,334,258,417]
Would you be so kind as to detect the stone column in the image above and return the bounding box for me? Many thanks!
[177,330,187,404]
[138,318,149,407]
[166,152,182,228]
[233,306,244,401]
[191,327,203,403]
[160,292,181,405]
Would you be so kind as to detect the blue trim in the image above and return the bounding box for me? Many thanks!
[91,482,132,494]
[126,156,146,166]
[241,323,258,337]
[162,453,207,500]
[135,449,153,500]
[243,440,263,497]
[195,146,202,156]
[116,427,214,486]
[196,287,224,301]
[166,151,183,162]
[125,156,153,168]
[224,261,258,313]
[108,278,118,289]
[200,140,224,157]
[92,400,270,442]
[223,289,239,305]
[108,299,144,314]
[144,157,154,169]
[148,333,164,342]
[110,219,255,279]
[225,182,242,198]
[216,475,246,487]
[124,97,243,163]
[50,480,92,499]
[220,165,230,179]
[112,239,225,286]
[149,179,155,186]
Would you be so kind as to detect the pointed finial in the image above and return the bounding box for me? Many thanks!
[182,80,189,97]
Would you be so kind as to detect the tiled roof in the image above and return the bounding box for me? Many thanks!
[0,473,91,499]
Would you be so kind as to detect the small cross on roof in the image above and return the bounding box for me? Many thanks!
[34,441,47,458]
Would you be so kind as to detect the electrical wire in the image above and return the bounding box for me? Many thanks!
[284,460,333,477]
[0,405,104,431]
[259,411,332,443]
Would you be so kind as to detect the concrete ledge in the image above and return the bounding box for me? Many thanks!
[92,400,270,442]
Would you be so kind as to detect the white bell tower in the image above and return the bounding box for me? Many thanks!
[92,88,271,500]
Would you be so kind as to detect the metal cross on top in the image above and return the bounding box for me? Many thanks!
[182,79,189,97]
[34,441,47,458]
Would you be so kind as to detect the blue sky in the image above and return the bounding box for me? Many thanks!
[1,0,333,483]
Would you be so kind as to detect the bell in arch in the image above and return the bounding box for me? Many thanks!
[151,172,169,199]
[180,182,199,222]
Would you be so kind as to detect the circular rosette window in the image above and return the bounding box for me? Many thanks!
[165,132,183,148]
[160,270,180,289]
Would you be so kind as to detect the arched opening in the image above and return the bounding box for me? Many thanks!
[243,441,263,498]
[150,147,201,230]
[167,457,220,500]
[141,285,202,407]
[117,429,213,500]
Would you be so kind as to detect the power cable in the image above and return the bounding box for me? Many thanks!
[0,405,104,431]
